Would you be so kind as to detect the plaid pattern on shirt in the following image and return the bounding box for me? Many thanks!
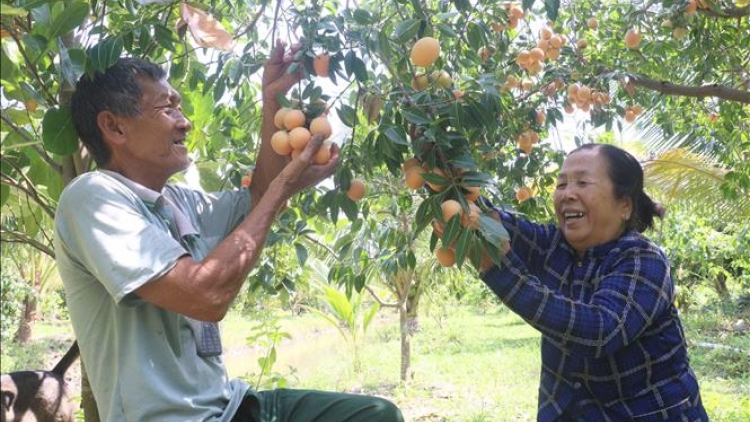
[482,211,708,422]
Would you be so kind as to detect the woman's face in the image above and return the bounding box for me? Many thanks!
[553,148,632,257]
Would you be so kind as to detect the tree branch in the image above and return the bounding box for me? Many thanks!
[700,4,750,19]
[628,74,750,104]
[364,284,399,308]
[0,231,55,259]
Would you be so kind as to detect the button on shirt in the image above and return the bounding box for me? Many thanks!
[481,211,707,421]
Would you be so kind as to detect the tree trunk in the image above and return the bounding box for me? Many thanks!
[13,295,37,344]
[80,361,100,422]
[399,298,411,382]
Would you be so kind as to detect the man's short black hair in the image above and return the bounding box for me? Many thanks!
[70,58,166,166]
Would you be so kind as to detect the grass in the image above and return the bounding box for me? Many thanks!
[2,300,748,421]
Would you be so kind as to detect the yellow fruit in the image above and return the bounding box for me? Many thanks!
[624,109,636,123]
[536,109,546,125]
[288,127,312,150]
[546,47,561,61]
[529,47,545,61]
[273,107,290,129]
[460,203,481,229]
[632,104,644,115]
[673,27,688,40]
[577,39,588,49]
[549,35,563,49]
[516,186,533,203]
[271,130,292,155]
[625,29,642,49]
[540,27,552,40]
[309,116,332,139]
[587,17,598,30]
[464,186,480,202]
[312,143,331,165]
[509,6,524,20]
[517,133,533,154]
[576,85,592,103]
[435,247,456,267]
[491,22,504,32]
[431,70,453,88]
[515,50,531,67]
[411,73,430,91]
[403,157,420,172]
[685,0,697,14]
[405,168,425,190]
[441,199,463,222]
[346,179,366,201]
[313,54,330,77]
[410,37,440,67]
[426,167,446,192]
[283,109,306,130]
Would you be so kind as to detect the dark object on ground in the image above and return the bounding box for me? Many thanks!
[1,341,79,422]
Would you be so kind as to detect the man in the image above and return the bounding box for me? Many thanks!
[54,41,403,422]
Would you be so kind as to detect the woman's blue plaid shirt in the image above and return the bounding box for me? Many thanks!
[481,211,708,421]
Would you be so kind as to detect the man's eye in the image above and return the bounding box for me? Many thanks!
[556,183,566,189]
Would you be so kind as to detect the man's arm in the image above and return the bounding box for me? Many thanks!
[136,135,339,322]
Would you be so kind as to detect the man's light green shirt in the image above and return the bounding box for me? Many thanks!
[54,171,252,421]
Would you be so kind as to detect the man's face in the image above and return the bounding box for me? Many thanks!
[117,77,192,187]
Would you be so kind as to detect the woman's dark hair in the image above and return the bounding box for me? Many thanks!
[570,143,665,232]
[70,58,166,166]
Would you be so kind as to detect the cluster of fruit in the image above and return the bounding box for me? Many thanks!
[623,104,645,123]
[270,107,333,164]
[563,83,612,114]
[515,26,567,74]
[516,129,540,154]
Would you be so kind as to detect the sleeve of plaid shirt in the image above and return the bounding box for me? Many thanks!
[482,211,673,359]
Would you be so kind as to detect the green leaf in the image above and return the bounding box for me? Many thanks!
[336,104,358,128]
[383,126,408,146]
[393,19,420,43]
[454,228,472,266]
[352,9,373,25]
[442,214,461,246]
[59,44,86,88]
[42,105,78,155]
[86,37,123,76]
[47,1,88,39]
[478,214,510,245]
[400,109,432,125]
[0,4,26,16]
[522,0,536,10]
[344,51,367,82]
[544,0,560,21]
[0,45,18,83]
[294,243,308,267]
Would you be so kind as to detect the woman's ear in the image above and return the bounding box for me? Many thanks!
[621,196,633,221]
[97,111,126,145]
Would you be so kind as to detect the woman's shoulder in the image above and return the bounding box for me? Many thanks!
[612,231,669,263]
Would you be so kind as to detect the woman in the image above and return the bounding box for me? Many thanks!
[480,144,708,421]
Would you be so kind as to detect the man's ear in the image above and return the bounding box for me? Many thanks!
[97,111,126,145]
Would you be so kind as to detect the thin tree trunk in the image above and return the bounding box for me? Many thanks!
[80,360,100,422]
[13,295,37,343]
[399,298,411,382]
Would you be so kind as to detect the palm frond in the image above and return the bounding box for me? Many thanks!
[643,149,750,222]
